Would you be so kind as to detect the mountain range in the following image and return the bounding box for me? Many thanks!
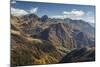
[11,13,95,66]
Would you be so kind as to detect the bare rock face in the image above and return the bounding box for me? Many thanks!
[40,22,95,52]
[40,23,76,53]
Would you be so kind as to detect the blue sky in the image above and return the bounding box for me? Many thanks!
[11,1,95,23]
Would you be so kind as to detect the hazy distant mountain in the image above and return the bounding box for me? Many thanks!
[89,23,95,28]
[63,18,95,37]
[72,29,95,48]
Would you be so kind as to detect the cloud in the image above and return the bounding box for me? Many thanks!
[11,8,28,16]
[51,9,95,23]
[51,15,64,19]
[63,9,85,18]
[51,9,85,19]
[82,16,95,23]
[11,0,16,4]
[29,7,38,13]
[82,11,95,23]
[11,7,38,16]
[86,11,94,16]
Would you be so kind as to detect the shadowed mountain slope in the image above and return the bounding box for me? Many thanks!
[59,48,95,63]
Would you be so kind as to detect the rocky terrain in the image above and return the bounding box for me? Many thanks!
[11,13,95,66]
